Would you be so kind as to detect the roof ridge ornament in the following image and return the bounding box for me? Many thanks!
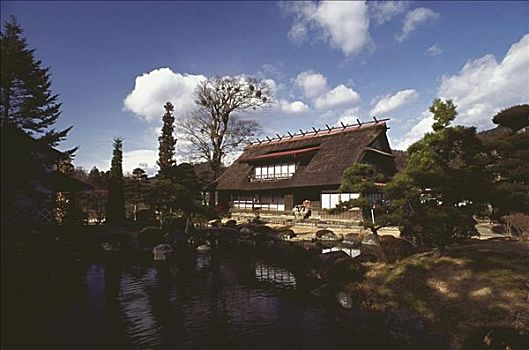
[249,118,390,145]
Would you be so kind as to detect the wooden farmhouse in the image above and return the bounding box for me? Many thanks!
[215,119,396,217]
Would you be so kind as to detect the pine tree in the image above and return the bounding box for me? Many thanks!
[389,99,492,248]
[106,138,125,225]
[158,102,176,176]
[124,167,150,221]
[483,104,529,216]
[0,16,74,149]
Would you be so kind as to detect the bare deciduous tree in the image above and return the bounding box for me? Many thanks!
[178,76,273,179]
[179,109,261,169]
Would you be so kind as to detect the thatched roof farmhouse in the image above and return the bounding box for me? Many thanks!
[216,120,396,214]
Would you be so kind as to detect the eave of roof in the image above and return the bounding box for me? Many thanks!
[241,146,320,162]
[364,147,394,157]
[45,173,94,192]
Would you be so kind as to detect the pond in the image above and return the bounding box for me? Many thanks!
[5,249,399,349]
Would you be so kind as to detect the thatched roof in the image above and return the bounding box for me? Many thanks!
[45,172,94,192]
[216,122,392,191]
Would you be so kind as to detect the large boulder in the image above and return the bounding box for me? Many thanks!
[356,244,385,263]
[343,233,362,247]
[238,225,255,239]
[361,233,381,246]
[253,225,276,236]
[272,229,296,241]
[379,236,416,263]
[209,227,239,243]
[164,230,186,246]
[336,291,353,309]
[137,227,165,250]
[315,229,339,241]
[187,229,209,244]
[207,219,221,227]
[196,243,210,253]
[223,219,237,228]
[237,224,276,240]
[153,244,173,261]
[306,251,364,283]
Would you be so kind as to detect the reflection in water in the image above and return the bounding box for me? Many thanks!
[119,269,160,349]
[254,262,296,288]
[195,252,211,270]
[16,249,396,349]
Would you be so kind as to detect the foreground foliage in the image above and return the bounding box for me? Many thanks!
[358,239,529,349]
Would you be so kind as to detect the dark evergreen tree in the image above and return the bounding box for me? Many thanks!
[429,98,458,132]
[340,163,397,239]
[106,138,125,225]
[0,16,74,150]
[483,105,529,216]
[124,167,150,221]
[146,163,203,231]
[389,99,492,249]
[157,102,176,176]
[491,104,529,132]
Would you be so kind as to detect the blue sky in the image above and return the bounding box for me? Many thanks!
[2,1,528,174]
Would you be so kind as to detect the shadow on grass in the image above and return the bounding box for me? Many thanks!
[361,239,529,349]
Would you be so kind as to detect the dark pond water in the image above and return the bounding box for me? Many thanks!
[5,249,400,350]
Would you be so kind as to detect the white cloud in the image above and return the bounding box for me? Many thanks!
[280,100,309,114]
[371,89,419,116]
[258,63,283,80]
[370,1,408,25]
[294,70,328,98]
[439,33,529,128]
[338,107,362,125]
[282,1,372,57]
[293,70,361,111]
[263,78,279,95]
[394,112,434,150]
[288,19,310,43]
[396,7,440,42]
[425,43,443,56]
[123,68,205,121]
[123,149,159,176]
[394,34,529,149]
[314,84,361,110]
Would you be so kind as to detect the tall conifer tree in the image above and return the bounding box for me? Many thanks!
[106,138,125,225]
[0,16,73,149]
[158,102,176,176]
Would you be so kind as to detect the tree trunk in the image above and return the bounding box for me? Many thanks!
[185,215,191,234]
[370,227,387,263]
[208,158,222,207]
